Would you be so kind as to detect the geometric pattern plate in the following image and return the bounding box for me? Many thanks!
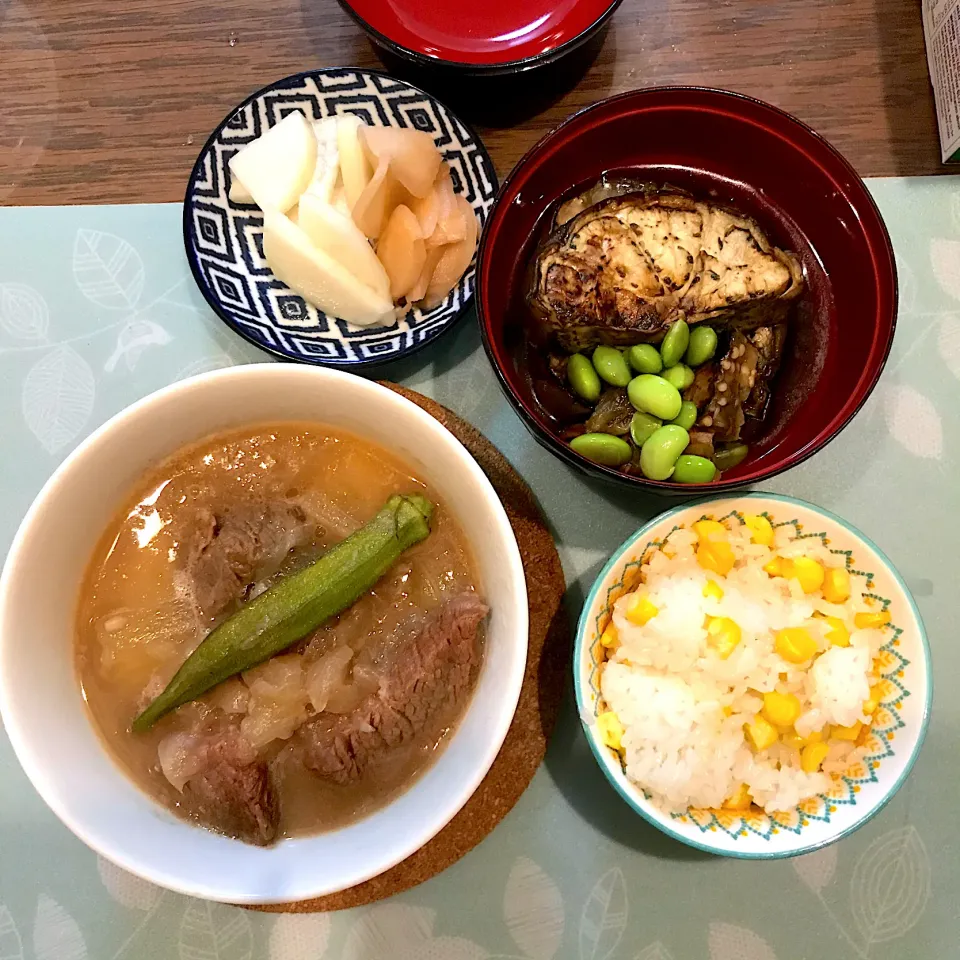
[183,68,498,367]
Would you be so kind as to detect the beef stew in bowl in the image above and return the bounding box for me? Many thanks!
[0,365,527,902]
[77,424,487,846]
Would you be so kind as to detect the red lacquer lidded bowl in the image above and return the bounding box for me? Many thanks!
[339,0,623,75]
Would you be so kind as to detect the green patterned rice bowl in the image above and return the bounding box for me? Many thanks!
[574,493,931,858]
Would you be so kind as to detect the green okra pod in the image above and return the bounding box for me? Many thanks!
[133,493,433,732]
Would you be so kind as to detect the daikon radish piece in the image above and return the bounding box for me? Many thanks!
[298,192,390,300]
[351,158,401,240]
[337,114,372,211]
[263,211,395,327]
[377,205,426,300]
[407,244,445,304]
[424,196,478,307]
[429,171,467,245]
[359,125,442,198]
[304,117,340,203]
[229,176,254,204]
[228,111,317,212]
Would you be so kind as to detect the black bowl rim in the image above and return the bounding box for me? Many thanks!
[182,66,499,370]
[476,84,898,494]
[337,0,624,76]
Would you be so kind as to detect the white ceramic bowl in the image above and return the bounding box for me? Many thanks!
[575,493,931,859]
[0,364,528,902]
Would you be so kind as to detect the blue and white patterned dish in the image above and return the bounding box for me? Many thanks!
[183,68,498,367]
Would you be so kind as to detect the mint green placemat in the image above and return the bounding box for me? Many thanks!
[0,178,956,960]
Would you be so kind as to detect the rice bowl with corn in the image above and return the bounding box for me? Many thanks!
[576,494,931,857]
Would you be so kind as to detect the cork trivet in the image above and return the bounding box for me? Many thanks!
[255,384,569,913]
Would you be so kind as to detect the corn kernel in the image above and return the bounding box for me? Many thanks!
[863,683,885,715]
[697,539,735,576]
[693,519,727,541]
[832,721,862,741]
[782,732,805,749]
[597,711,624,751]
[855,610,891,630]
[822,567,851,603]
[789,556,825,594]
[775,627,818,664]
[723,783,753,810]
[600,623,619,648]
[805,728,826,743]
[762,691,802,727]
[763,556,785,577]
[801,741,829,773]
[819,615,850,647]
[702,579,725,601]
[744,714,779,751]
[743,514,774,546]
[707,616,742,659]
[625,593,659,626]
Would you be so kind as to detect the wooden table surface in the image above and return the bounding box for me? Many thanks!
[1,0,952,207]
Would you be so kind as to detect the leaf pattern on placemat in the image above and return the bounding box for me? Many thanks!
[72,228,144,309]
[883,385,942,459]
[96,856,162,911]
[268,914,330,960]
[0,902,23,960]
[938,315,960,381]
[179,902,252,960]
[707,922,776,960]
[33,895,86,960]
[635,942,674,960]
[0,283,48,340]
[21,345,95,453]
[104,319,172,372]
[503,857,564,960]
[793,845,838,894]
[931,238,960,303]
[342,905,435,960]
[579,868,627,960]
[850,826,931,947]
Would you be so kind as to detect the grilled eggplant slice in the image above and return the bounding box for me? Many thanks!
[529,187,803,352]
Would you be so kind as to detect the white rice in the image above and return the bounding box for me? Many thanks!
[599,518,885,814]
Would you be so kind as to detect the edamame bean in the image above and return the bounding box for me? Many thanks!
[627,344,662,374]
[712,443,750,471]
[639,425,689,480]
[627,374,682,421]
[570,433,633,466]
[662,364,695,391]
[672,454,717,484]
[685,326,718,366]
[660,319,689,367]
[630,412,662,447]
[669,400,698,431]
[568,353,601,403]
[592,345,632,387]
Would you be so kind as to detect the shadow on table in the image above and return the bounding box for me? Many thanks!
[540,583,714,862]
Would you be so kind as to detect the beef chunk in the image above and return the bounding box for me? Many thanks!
[182,500,312,617]
[297,593,488,784]
[181,728,279,846]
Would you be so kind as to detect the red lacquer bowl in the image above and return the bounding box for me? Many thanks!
[477,87,897,493]
[338,0,622,74]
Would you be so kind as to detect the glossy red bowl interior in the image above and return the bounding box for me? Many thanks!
[478,87,897,492]
[339,0,622,70]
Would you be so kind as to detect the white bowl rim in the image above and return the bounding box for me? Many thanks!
[573,491,933,860]
[0,364,528,901]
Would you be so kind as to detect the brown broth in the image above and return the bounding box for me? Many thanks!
[75,422,481,839]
